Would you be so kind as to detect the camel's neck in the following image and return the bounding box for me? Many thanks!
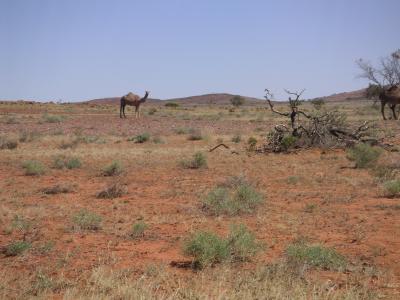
[140,93,149,103]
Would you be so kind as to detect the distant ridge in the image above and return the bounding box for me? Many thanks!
[317,88,367,102]
[1,89,369,104]
[85,93,265,106]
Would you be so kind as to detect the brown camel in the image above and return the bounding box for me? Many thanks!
[120,91,150,119]
[379,85,400,120]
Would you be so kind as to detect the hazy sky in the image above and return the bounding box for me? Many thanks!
[1,0,399,101]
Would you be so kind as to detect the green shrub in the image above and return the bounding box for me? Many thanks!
[165,102,179,108]
[5,116,19,124]
[130,221,148,239]
[72,209,102,230]
[183,231,230,268]
[52,155,81,169]
[22,160,45,175]
[102,161,123,176]
[231,134,241,143]
[128,133,150,143]
[383,180,400,198]
[347,143,382,168]
[42,114,64,123]
[247,137,257,150]
[202,177,263,215]
[286,241,347,270]
[96,183,127,199]
[183,224,260,269]
[4,241,31,256]
[0,136,18,150]
[180,152,207,169]
[281,135,298,151]
[228,224,261,262]
[65,157,81,169]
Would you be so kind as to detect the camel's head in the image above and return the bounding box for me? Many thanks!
[145,91,150,95]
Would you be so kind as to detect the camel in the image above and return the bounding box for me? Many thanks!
[120,91,150,119]
[379,85,400,120]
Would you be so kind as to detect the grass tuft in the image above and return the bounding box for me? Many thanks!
[22,160,45,175]
[347,143,382,168]
[102,161,123,176]
[96,183,127,199]
[72,209,102,231]
[4,241,31,256]
[130,221,148,239]
[383,180,400,198]
[202,176,263,215]
[286,241,347,270]
[180,152,207,169]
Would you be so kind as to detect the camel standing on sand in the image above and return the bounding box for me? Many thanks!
[120,91,150,119]
[379,85,400,120]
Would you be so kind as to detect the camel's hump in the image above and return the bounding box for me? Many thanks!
[124,92,140,100]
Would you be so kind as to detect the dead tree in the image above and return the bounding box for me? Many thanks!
[262,89,383,152]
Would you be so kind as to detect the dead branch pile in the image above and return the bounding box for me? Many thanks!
[260,89,381,153]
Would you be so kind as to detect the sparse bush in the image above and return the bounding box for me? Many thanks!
[128,133,150,143]
[372,164,397,182]
[228,224,261,262]
[52,155,81,169]
[152,136,164,144]
[286,241,347,270]
[383,180,400,198]
[0,136,18,150]
[230,96,245,107]
[130,221,148,239]
[19,131,40,143]
[65,157,81,169]
[59,139,80,149]
[72,209,102,231]
[11,215,31,233]
[96,183,127,199]
[281,135,298,151]
[165,102,179,108]
[347,143,382,168]
[183,231,230,268]
[174,128,189,135]
[202,177,263,215]
[22,160,45,175]
[5,116,19,124]
[287,176,299,184]
[187,129,203,141]
[310,98,325,110]
[41,184,74,195]
[4,241,31,256]
[42,114,64,123]
[180,152,207,169]
[247,137,257,151]
[231,134,241,143]
[184,224,259,269]
[148,107,157,115]
[102,161,123,176]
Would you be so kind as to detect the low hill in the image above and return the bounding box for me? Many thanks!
[317,88,367,102]
[84,97,162,105]
[86,93,265,106]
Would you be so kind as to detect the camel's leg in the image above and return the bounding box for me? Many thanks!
[381,102,387,120]
[120,103,123,118]
[135,106,138,119]
[123,105,127,118]
[390,104,398,120]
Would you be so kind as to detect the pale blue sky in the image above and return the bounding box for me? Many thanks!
[0,0,399,101]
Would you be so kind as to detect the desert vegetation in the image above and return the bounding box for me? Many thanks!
[1,81,400,299]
